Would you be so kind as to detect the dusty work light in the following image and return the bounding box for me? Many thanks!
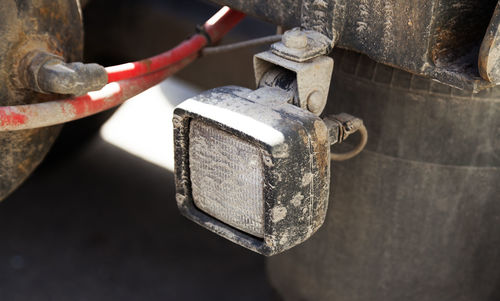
[173,85,330,256]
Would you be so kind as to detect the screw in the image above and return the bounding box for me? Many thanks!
[307,91,325,115]
[282,28,308,49]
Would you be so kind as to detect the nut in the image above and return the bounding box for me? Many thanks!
[282,28,308,49]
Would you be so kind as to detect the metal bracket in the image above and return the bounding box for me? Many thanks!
[254,50,333,116]
[269,0,340,63]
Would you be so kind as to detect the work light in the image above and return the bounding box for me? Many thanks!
[173,86,330,255]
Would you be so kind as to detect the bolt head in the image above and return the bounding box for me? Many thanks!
[282,28,308,49]
[307,91,325,115]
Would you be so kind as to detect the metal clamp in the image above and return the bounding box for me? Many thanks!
[254,50,333,116]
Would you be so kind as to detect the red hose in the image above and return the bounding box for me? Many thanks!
[106,6,245,83]
[203,6,246,45]
[0,7,245,131]
[106,36,207,83]
[0,57,195,131]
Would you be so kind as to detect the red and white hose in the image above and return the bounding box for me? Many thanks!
[0,6,245,131]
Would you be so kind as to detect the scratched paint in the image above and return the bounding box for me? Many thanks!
[0,110,27,127]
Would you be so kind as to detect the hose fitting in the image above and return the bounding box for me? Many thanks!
[19,51,108,96]
[324,113,368,161]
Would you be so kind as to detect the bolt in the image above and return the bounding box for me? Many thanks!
[282,28,308,49]
[307,91,325,115]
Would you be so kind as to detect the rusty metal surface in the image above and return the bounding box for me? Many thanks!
[0,0,83,200]
[212,0,498,91]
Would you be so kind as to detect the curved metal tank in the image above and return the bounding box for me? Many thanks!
[0,0,83,200]
[267,49,500,301]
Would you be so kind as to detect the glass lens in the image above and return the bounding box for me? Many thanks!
[189,120,265,238]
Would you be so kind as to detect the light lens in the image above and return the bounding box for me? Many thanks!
[189,120,265,237]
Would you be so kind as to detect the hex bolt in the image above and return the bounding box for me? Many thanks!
[306,90,325,115]
[19,51,108,96]
[282,28,308,49]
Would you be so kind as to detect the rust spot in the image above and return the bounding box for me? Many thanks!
[39,7,49,17]
[311,120,329,176]
[139,58,153,73]
[432,27,455,65]
[17,158,32,175]
[313,120,328,144]
[431,2,497,68]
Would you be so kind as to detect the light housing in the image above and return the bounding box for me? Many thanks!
[173,86,330,256]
